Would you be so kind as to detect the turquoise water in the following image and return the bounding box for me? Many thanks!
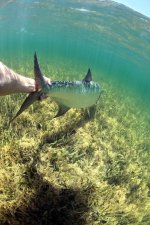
[1,1,150,224]
[0,0,150,105]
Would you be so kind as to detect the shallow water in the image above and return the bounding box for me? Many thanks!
[0,1,150,224]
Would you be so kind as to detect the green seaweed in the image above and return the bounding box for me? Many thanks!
[0,65,150,225]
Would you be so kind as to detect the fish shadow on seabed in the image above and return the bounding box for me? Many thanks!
[2,109,96,225]
[43,106,96,144]
[11,165,90,225]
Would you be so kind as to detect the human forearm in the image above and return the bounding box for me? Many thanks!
[0,62,35,96]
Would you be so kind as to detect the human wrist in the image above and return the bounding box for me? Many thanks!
[15,75,36,93]
[0,62,36,95]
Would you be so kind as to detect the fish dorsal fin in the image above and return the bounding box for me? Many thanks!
[34,52,46,90]
[83,68,92,82]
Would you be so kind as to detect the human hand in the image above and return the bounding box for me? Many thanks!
[0,61,51,96]
[36,75,51,91]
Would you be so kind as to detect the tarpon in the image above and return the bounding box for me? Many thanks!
[10,53,101,123]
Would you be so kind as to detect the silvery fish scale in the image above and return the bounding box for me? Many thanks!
[48,80,100,108]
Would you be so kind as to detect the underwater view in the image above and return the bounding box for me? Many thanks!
[0,0,150,224]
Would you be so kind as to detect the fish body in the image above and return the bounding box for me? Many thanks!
[46,80,100,108]
[10,53,101,122]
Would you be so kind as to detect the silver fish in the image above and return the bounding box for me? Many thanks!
[10,53,101,123]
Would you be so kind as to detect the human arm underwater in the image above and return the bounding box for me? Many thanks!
[0,61,36,96]
[0,61,50,96]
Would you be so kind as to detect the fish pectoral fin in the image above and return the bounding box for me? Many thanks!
[55,104,70,118]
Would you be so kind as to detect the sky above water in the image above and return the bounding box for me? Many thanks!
[115,0,150,18]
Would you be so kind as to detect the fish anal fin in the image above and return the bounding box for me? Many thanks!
[87,105,96,118]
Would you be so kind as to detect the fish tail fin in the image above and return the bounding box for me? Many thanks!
[10,53,48,124]
[34,52,47,90]
[9,91,43,124]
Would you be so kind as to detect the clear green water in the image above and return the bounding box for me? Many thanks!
[1,1,150,224]
[0,0,150,105]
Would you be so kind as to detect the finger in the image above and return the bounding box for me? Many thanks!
[43,76,51,85]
